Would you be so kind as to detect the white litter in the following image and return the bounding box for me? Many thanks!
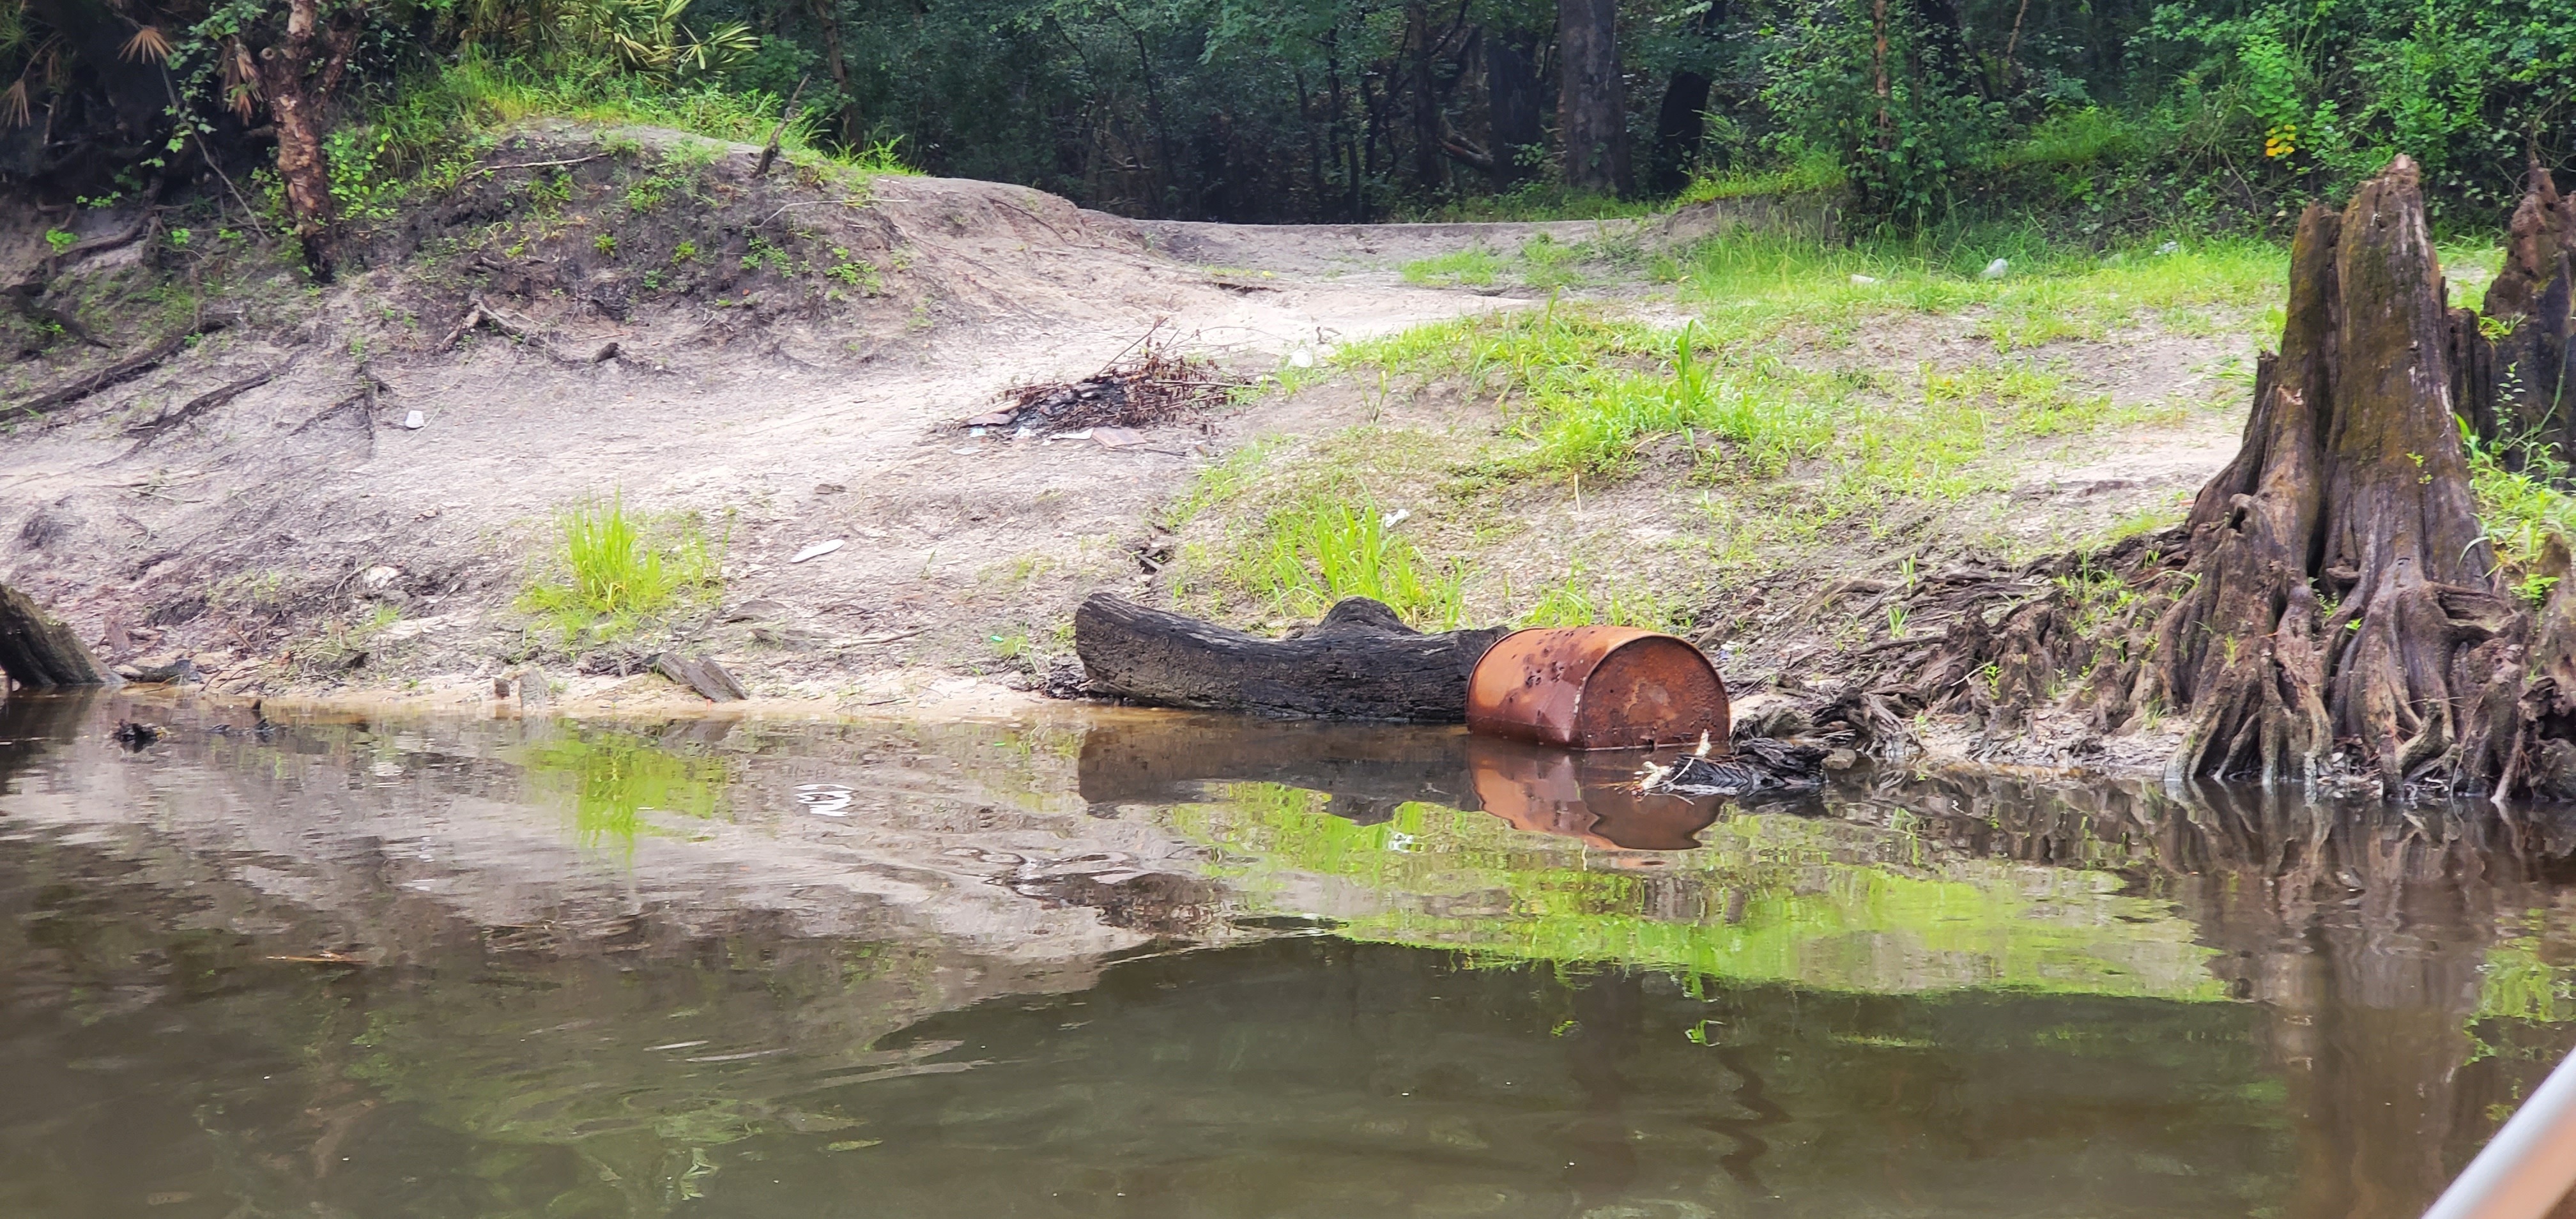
[1850,274,1879,285]
[789,539,845,564]
[402,410,425,429]
[1288,349,1315,368]
[1981,258,2010,279]
[795,783,855,816]
[2157,240,2181,255]
[1381,508,1411,529]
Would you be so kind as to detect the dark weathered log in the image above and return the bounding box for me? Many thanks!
[0,583,119,688]
[1073,594,1506,721]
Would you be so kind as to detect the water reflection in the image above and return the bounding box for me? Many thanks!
[1076,717,1742,849]
[2,692,2574,1218]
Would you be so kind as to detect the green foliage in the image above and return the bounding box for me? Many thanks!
[2468,433,2576,590]
[1521,572,1678,629]
[43,229,77,254]
[11,0,2576,233]
[1758,1,2000,224]
[1400,249,1503,287]
[518,493,722,641]
[1233,495,1465,631]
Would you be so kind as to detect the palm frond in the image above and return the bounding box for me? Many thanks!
[118,24,172,62]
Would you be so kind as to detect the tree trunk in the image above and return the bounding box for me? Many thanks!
[2483,159,2575,452]
[1406,3,1446,196]
[1073,594,1507,721]
[251,0,362,278]
[2128,158,2521,793]
[1871,0,1892,149]
[806,0,854,144]
[1554,0,1627,195]
[1486,29,1544,188]
[1647,70,1711,195]
[0,582,119,688]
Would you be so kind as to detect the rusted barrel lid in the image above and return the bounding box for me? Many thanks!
[1465,626,1729,750]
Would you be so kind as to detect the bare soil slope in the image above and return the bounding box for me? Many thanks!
[1,123,1595,705]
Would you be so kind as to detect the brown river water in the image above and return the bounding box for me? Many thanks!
[4,689,2573,1218]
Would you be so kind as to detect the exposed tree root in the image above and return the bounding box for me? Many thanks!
[14,317,236,419]
[124,357,297,445]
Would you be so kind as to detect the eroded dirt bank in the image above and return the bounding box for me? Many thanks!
[3,121,2250,756]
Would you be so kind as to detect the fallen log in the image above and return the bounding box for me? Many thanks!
[1073,594,1507,721]
[0,583,120,688]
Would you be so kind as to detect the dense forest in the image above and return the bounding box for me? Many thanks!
[5,0,2574,240]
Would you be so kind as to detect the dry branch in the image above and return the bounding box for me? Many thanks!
[967,329,1239,434]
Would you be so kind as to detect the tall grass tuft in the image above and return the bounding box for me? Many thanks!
[1237,496,1465,630]
[520,494,721,641]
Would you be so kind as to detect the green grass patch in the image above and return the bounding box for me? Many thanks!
[1232,494,1465,630]
[1673,155,1846,206]
[331,52,912,219]
[1519,571,1679,629]
[1400,249,1503,287]
[519,494,723,642]
[1670,228,2285,350]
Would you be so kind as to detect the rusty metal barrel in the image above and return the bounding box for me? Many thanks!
[1465,626,1729,750]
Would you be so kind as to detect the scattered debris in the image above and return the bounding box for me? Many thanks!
[790,539,845,564]
[1981,257,2010,279]
[264,949,365,965]
[654,652,747,702]
[112,720,162,749]
[1637,735,1827,795]
[723,598,793,622]
[795,782,854,816]
[965,330,1237,437]
[118,655,201,684]
[1036,656,1091,699]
